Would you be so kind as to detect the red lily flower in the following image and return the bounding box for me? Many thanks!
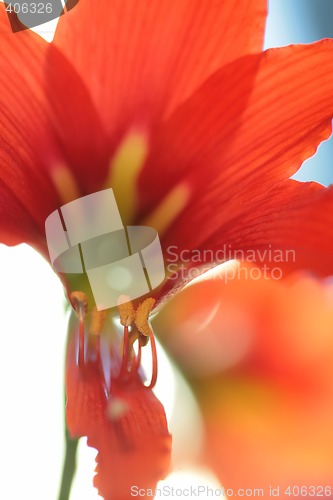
[2,0,333,498]
[154,264,333,497]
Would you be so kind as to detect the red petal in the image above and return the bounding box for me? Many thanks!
[66,330,171,500]
[163,180,333,281]
[152,180,333,309]
[0,6,107,247]
[139,41,333,218]
[53,0,267,133]
[215,180,333,276]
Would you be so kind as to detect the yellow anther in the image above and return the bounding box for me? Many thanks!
[118,300,136,327]
[70,291,88,317]
[89,308,107,336]
[135,298,156,336]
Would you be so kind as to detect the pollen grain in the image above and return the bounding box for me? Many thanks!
[135,298,155,336]
[70,291,88,317]
[118,300,136,327]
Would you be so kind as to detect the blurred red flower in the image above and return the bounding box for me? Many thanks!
[155,264,333,497]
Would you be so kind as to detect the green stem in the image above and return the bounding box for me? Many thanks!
[57,427,79,500]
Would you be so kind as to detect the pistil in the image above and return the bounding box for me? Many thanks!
[119,324,130,380]
[70,291,88,368]
[146,330,158,389]
[119,300,135,380]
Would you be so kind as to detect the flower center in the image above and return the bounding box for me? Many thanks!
[70,291,158,389]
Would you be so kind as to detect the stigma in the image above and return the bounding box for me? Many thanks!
[70,292,158,389]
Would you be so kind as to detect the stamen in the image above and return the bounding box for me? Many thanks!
[95,335,101,359]
[131,336,142,373]
[70,291,88,369]
[119,325,130,380]
[128,329,141,374]
[70,291,88,316]
[135,298,155,336]
[118,300,136,381]
[89,308,107,336]
[135,298,158,389]
[146,325,158,389]
[117,298,158,387]
[118,300,135,327]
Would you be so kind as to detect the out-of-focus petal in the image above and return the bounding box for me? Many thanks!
[53,0,267,133]
[140,41,333,219]
[155,268,333,493]
[0,6,107,247]
[66,328,172,500]
[200,375,333,496]
[154,265,268,377]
